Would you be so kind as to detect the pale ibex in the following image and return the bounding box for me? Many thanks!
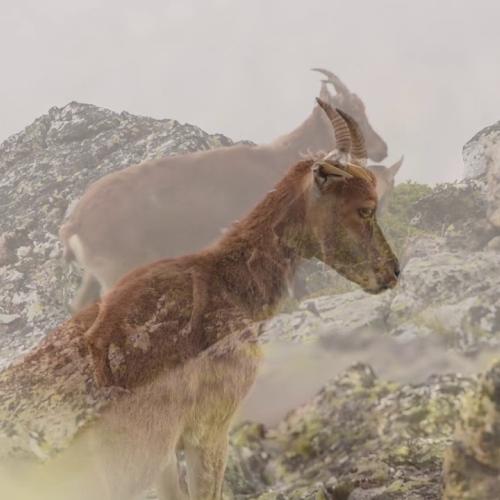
[60,70,392,312]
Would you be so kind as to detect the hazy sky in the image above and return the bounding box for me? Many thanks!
[1,0,500,184]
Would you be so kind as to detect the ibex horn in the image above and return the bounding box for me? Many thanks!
[319,81,331,102]
[311,68,350,95]
[336,109,367,167]
[316,98,351,154]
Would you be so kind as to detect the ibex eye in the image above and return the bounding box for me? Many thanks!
[358,208,374,219]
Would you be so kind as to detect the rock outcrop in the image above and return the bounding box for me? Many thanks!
[463,120,500,179]
[2,105,500,499]
[227,364,474,500]
[0,102,243,367]
[256,244,500,356]
[443,359,500,500]
[463,121,500,228]
[486,141,500,227]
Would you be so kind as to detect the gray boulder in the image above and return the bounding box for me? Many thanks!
[256,247,500,356]
[463,120,500,179]
[0,102,242,366]
[443,359,500,500]
[227,364,474,500]
[486,140,500,227]
[462,121,500,228]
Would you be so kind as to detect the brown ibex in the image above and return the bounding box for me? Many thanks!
[71,100,399,499]
[60,70,394,312]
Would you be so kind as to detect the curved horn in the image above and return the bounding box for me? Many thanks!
[311,68,350,95]
[316,98,351,154]
[335,109,367,167]
[319,81,331,102]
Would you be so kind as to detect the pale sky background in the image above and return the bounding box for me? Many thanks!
[1,0,499,184]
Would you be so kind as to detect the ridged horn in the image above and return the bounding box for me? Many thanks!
[316,98,351,154]
[336,109,367,167]
[311,68,350,95]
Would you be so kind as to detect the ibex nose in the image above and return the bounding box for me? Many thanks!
[379,259,400,291]
[369,142,388,162]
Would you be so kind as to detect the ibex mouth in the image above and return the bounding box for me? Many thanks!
[364,275,399,294]
[380,278,398,291]
[364,283,394,295]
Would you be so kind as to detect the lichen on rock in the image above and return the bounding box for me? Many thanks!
[0,102,245,367]
[443,359,500,500]
[225,364,473,499]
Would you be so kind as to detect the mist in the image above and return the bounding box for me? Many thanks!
[2,0,500,184]
[2,2,500,499]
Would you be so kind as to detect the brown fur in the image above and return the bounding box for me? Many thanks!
[77,154,398,499]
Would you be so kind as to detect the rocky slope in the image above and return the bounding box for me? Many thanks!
[0,102,244,366]
[2,107,500,499]
[227,364,475,500]
[443,359,500,500]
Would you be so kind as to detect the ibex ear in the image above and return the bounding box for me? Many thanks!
[388,155,404,177]
[312,161,352,194]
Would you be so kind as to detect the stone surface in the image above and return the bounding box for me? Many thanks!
[443,359,500,500]
[0,304,114,462]
[486,235,500,251]
[2,108,500,499]
[486,141,500,228]
[409,177,495,251]
[463,120,500,178]
[462,120,500,229]
[0,101,245,367]
[225,364,474,499]
[254,248,500,357]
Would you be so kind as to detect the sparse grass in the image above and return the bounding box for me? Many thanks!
[379,180,434,257]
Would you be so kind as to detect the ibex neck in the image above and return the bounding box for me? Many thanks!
[270,106,335,161]
[214,162,316,318]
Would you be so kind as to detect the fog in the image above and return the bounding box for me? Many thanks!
[242,328,500,425]
[2,0,500,184]
[2,2,500,498]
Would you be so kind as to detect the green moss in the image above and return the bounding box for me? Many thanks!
[379,180,434,256]
[386,479,407,493]
[413,313,457,346]
[392,445,411,461]
[356,459,391,484]
[286,418,324,458]
[231,422,266,448]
